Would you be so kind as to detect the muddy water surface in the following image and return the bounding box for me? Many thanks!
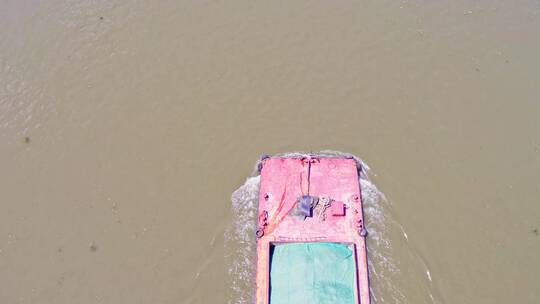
[1,1,540,303]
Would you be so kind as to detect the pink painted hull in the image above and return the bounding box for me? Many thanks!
[255,156,370,304]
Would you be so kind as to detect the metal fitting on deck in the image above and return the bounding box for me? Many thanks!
[359,228,368,237]
[257,154,270,173]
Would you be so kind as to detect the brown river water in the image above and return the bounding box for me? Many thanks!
[1,1,539,303]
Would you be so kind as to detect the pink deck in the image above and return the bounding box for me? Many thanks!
[255,156,370,304]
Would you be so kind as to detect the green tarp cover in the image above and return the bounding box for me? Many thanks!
[269,242,355,304]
